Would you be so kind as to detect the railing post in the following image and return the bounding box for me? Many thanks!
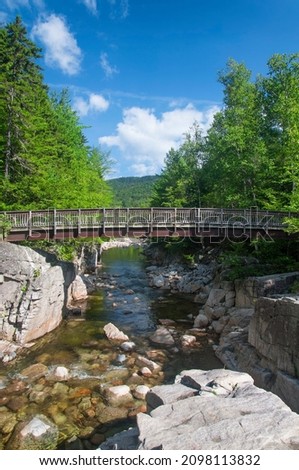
[126,207,130,236]
[28,210,32,238]
[102,208,106,235]
[78,209,81,237]
[174,207,177,233]
[150,208,154,235]
[53,209,57,238]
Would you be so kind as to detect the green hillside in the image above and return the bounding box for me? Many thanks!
[107,175,160,207]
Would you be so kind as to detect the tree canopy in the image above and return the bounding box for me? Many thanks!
[152,55,299,211]
[0,16,112,210]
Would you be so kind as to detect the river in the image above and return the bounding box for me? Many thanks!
[0,246,222,450]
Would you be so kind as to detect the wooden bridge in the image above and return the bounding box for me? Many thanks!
[1,207,298,242]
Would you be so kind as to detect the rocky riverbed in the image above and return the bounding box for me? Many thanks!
[1,240,299,450]
[0,243,222,449]
[100,368,299,450]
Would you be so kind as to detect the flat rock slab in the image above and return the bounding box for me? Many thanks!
[175,368,254,394]
[137,369,299,450]
[146,383,198,410]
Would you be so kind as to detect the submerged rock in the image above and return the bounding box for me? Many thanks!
[7,414,59,450]
[20,363,49,381]
[120,341,136,352]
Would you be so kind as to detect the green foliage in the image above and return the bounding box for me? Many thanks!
[153,54,299,214]
[202,59,269,207]
[219,239,299,280]
[283,217,299,234]
[0,16,112,211]
[21,238,107,262]
[21,283,28,293]
[151,123,204,207]
[0,214,12,239]
[108,176,160,207]
[289,280,299,294]
[33,268,41,279]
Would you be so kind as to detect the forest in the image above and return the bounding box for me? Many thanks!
[108,176,159,207]
[1,17,299,224]
[0,16,112,210]
[151,56,299,214]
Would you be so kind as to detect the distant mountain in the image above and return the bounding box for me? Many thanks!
[107,175,160,207]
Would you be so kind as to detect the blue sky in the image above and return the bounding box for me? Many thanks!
[2,0,299,178]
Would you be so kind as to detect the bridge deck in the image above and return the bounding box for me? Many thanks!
[1,207,298,242]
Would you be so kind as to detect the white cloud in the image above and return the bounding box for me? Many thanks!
[32,0,45,8]
[79,0,98,15]
[5,0,44,8]
[100,52,118,78]
[5,0,29,8]
[32,14,82,75]
[73,93,109,116]
[99,104,219,176]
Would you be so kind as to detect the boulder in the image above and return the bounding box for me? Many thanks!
[69,275,88,301]
[206,288,226,307]
[104,385,133,406]
[193,313,209,328]
[151,275,165,288]
[249,296,299,377]
[120,341,136,352]
[133,385,150,400]
[140,367,152,377]
[136,369,299,450]
[53,366,69,381]
[135,355,161,373]
[103,323,129,342]
[180,335,196,347]
[149,327,175,346]
[0,243,75,352]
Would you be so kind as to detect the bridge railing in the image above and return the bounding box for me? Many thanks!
[1,207,298,232]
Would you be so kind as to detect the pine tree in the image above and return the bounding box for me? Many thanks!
[0,17,45,184]
[0,17,112,210]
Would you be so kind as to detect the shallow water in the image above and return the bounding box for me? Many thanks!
[0,246,222,449]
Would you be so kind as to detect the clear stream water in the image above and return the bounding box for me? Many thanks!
[0,246,222,449]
